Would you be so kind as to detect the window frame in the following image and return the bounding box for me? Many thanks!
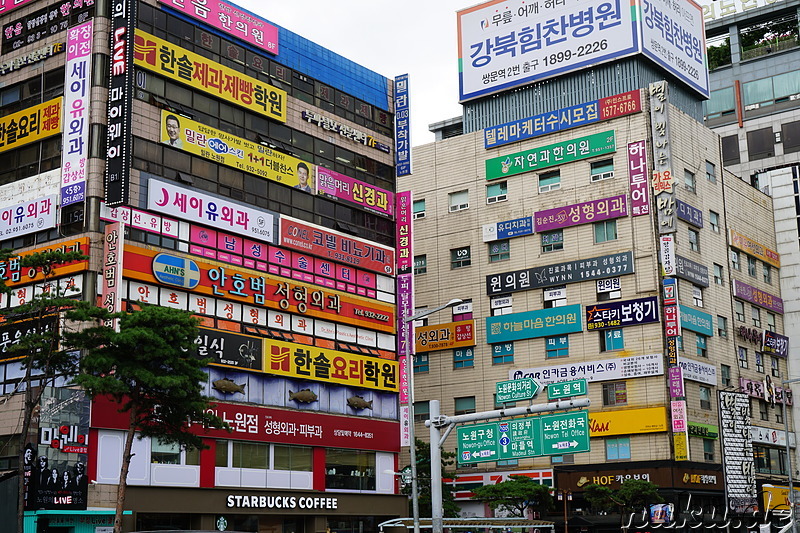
[412,199,426,219]
[450,246,472,269]
[590,159,615,182]
[486,181,508,204]
[488,239,510,262]
[594,220,618,243]
[453,347,475,369]
[538,170,561,193]
[688,228,700,252]
[602,381,627,406]
[684,169,696,192]
[541,229,564,253]
[413,254,427,275]
[448,190,469,212]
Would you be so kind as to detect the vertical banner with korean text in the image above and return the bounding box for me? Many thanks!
[102,222,124,330]
[62,19,93,207]
[396,192,414,446]
[394,74,411,177]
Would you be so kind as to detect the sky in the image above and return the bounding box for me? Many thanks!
[234,0,470,147]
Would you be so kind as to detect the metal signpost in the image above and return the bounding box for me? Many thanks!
[547,379,588,400]
[496,378,540,403]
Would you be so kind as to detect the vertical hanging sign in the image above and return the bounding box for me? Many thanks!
[649,81,676,235]
[62,19,93,207]
[106,0,136,206]
[394,74,411,177]
[102,222,124,330]
[396,191,414,446]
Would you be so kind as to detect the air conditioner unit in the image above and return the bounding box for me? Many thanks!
[591,171,614,182]
[539,184,560,193]
[449,203,469,212]
[412,212,426,220]
[486,194,507,204]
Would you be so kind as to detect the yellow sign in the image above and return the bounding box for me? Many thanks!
[415,320,476,353]
[134,30,286,123]
[263,338,398,392]
[589,406,668,437]
[673,432,689,461]
[730,229,780,268]
[160,110,308,188]
[0,97,62,153]
[762,484,798,511]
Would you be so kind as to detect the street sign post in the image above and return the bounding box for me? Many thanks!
[547,379,588,400]
[539,410,590,455]
[496,378,540,403]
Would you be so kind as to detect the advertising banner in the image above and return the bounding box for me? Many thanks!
[157,0,279,54]
[263,338,398,392]
[458,0,638,102]
[535,194,627,232]
[675,255,709,287]
[763,330,789,358]
[628,140,650,216]
[659,236,676,276]
[394,74,412,176]
[585,296,659,331]
[196,328,263,371]
[100,224,123,329]
[676,199,704,228]
[650,81,676,234]
[317,166,394,218]
[677,357,717,385]
[487,251,633,295]
[486,305,582,343]
[668,367,684,397]
[511,353,663,384]
[719,390,756,513]
[486,130,616,180]
[134,29,286,122]
[732,279,784,314]
[0,98,62,153]
[730,229,780,268]
[589,406,668,437]
[61,20,93,207]
[397,273,414,404]
[0,239,88,288]
[0,195,57,239]
[484,90,641,149]
[0,0,38,16]
[0,315,58,362]
[740,377,792,405]
[2,0,94,55]
[415,320,476,353]
[0,42,64,76]
[679,305,713,336]
[483,216,534,242]
[396,191,413,275]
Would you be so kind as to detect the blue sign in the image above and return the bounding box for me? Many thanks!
[485,101,598,148]
[486,305,582,343]
[497,216,534,239]
[679,305,714,336]
[152,253,201,289]
[394,74,411,177]
[676,200,703,228]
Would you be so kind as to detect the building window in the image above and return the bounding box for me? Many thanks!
[738,347,748,369]
[494,393,515,409]
[413,199,426,219]
[754,445,788,475]
[453,347,474,369]
[713,263,724,285]
[731,250,740,270]
[735,301,745,322]
[759,400,769,421]
[486,181,508,204]
[763,264,772,284]
[746,126,775,161]
[232,441,269,469]
[748,256,757,277]
[414,255,427,275]
[491,342,514,364]
[543,286,567,308]
[684,170,696,192]
[274,445,312,471]
[703,440,715,462]
[755,352,764,373]
[696,334,708,358]
[488,240,510,262]
[450,246,471,269]
[717,315,728,337]
[541,229,564,252]
[454,396,476,415]
[325,449,375,490]
[448,190,469,212]
[414,353,429,373]
[772,356,780,378]
[709,211,720,233]
[692,285,704,308]
[767,312,776,332]
[601,329,624,351]
[602,382,627,406]
[539,170,561,192]
[720,364,731,387]
[546,335,569,358]
[776,404,784,424]
[151,438,181,464]
[452,298,473,321]
[699,386,712,410]
[496,459,519,467]
[594,220,618,243]
[751,306,761,327]
[721,135,741,165]
[590,159,614,182]
[706,161,716,183]
[606,438,631,461]
[414,401,430,422]
[688,228,700,252]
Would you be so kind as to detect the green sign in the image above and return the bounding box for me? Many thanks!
[485,130,616,180]
[547,379,588,400]
[496,378,540,403]
[456,411,590,464]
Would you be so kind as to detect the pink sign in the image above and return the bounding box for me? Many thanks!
[0,0,36,14]
[396,191,413,274]
[627,140,650,216]
[397,273,414,404]
[535,194,628,232]
[317,166,395,218]
[158,0,279,55]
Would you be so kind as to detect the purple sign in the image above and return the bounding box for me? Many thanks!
[158,0,278,55]
[585,296,659,331]
[669,367,684,398]
[628,140,650,216]
[763,330,789,358]
[676,199,703,228]
[732,279,784,314]
[535,194,627,232]
[317,166,394,218]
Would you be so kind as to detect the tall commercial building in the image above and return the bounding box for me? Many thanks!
[402,0,791,530]
[0,0,406,532]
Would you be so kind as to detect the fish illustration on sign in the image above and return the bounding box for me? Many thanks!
[212,378,246,394]
[289,389,318,403]
[347,395,373,410]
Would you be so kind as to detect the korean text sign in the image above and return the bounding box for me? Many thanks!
[415,320,476,353]
[535,194,627,232]
[0,98,62,153]
[134,29,286,122]
[486,305,582,343]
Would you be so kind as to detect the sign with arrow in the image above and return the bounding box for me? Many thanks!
[496,378,540,403]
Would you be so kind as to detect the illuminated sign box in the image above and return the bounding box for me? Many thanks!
[0,98,62,153]
[415,320,476,353]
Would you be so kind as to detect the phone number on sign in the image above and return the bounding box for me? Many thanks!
[543,40,608,66]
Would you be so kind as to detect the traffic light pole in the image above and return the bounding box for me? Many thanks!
[426,398,591,533]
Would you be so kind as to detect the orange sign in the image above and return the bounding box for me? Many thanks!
[415,320,476,353]
[0,238,89,288]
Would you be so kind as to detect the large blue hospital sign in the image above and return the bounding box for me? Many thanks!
[486,305,582,343]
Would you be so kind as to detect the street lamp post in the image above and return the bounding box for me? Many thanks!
[783,378,800,533]
[556,489,572,533]
[403,298,464,533]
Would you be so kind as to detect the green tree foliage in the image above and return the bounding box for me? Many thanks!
[707,38,731,71]
[402,438,460,518]
[583,479,663,531]
[68,304,228,533]
[470,475,554,517]
[0,250,93,533]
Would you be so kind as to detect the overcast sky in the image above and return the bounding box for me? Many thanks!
[235,0,470,146]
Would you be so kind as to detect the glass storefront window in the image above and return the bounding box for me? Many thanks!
[325,450,375,490]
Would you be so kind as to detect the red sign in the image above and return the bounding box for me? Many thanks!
[279,217,395,275]
[599,90,642,120]
[664,305,680,337]
[91,395,399,452]
[0,238,89,287]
